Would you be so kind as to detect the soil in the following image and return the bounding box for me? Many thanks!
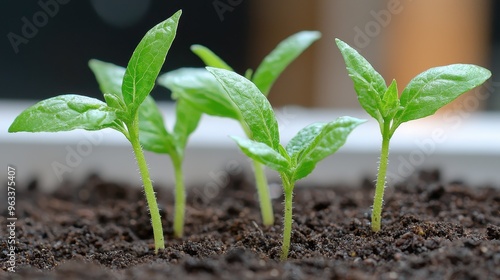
[1,169,499,280]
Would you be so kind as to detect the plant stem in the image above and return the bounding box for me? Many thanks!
[372,120,391,232]
[127,116,165,253]
[253,160,275,226]
[172,154,185,238]
[280,177,294,260]
[242,122,275,227]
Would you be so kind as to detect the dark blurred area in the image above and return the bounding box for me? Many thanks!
[1,1,499,110]
[1,0,249,101]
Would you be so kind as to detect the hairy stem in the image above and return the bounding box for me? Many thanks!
[128,115,165,253]
[253,160,275,226]
[172,154,185,238]
[280,177,294,260]
[372,120,391,232]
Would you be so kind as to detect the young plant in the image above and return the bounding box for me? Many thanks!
[335,38,492,232]
[206,67,364,260]
[8,10,183,253]
[88,59,201,238]
[157,31,321,227]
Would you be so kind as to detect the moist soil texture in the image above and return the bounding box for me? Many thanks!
[1,170,499,280]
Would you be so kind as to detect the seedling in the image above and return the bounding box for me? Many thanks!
[206,67,364,260]
[335,38,492,232]
[88,59,201,239]
[8,10,183,253]
[157,31,321,226]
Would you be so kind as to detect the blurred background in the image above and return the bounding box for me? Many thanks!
[1,0,499,110]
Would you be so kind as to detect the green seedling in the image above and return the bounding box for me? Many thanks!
[335,38,492,232]
[206,67,364,260]
[88,59,201,239]
[157,31,321,226]
[8,10,183,253]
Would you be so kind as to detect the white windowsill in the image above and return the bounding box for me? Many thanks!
[1,100,499,191]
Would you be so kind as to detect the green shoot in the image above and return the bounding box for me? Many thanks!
[139,96,201,238]
[158,31,321,226]
[8,10,183,253]
[335,38,492,232]
[88,59,201,238]
[206,67,364,260]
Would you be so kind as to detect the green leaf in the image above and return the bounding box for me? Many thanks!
[244,68,253,80]
[286,122,326,160]
[394,64,492,125]
[207,67,280,150]
[335,38,386,123]
[252,31,321,96]
[9,94,117,132]
[138,95,174,154]
[157,68,240,120]
[231,136,289,174]
[173,98,202,151]
[88,59,129,120]
[122,10,181,114]
[103,93,126,116]
[191,44,233,71]
[290,117,365,181]
[88,59,126,108]
[380,79,400,119]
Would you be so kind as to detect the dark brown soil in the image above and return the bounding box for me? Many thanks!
[1,170,499,279]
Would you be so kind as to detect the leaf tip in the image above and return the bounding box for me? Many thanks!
[173,9,182,18]
[480,66,492,80]
[205,66,215,74]
[205,66,223,76]
[7,122,18,133]
[228,134,245,145]
[350,116,368,125]
[87,58,102,71]
[301,30,322,41]
[334,38,344,47]
[190,44,202,52]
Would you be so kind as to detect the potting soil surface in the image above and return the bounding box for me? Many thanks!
[1,170,499,279]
